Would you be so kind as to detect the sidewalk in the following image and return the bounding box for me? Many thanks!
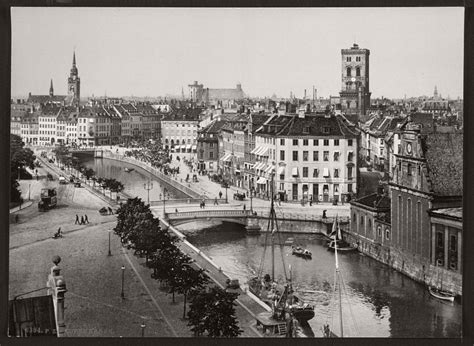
[9,201,34,214]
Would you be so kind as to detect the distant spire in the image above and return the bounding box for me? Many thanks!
[73,51,76,67]
[434,85,438,99]
[49,79,54,96]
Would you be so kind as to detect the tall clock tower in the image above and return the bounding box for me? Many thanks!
[67,51,80,105]
[339,43,371,116]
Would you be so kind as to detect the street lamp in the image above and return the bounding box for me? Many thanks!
[121,265,125,299]
[28,183,31,201]
[162,187,168,215]
[143,180,153,205]
[224,182,229,203]
[140,323,146,337]
[18,166,21,181]
[250,186,253,213]
[108,230,112,256]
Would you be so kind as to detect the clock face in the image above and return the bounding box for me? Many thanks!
[351,77,356,82]
[406,143,413,154]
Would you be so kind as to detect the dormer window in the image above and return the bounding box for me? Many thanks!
[303,126,310,134]
[323,127,330,134]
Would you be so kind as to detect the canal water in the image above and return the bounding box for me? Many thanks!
[80,156,462,338]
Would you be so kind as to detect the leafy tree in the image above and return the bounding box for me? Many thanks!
[187,286,242,337]
[10,134,35,202]
[83,168,95,180]
[114,197,153,245]
[175,264,209,319]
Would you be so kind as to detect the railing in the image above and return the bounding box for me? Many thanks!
[102,151,201,199]
[167,209,252,219]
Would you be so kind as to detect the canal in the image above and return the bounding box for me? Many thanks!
[80,156,462,338]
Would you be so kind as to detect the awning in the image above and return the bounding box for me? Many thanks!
[254,162,264,170]
[251,146,262,154]
[221,153,232,162]
[256,177,267,184]
[323,167,330,177]
[186,144,191,149]
[191,145,197,150]
[235,169,241,174]
[257,147,269,156]
[277,166,285,175]
[292,167,299,177]
[265,165,275,175]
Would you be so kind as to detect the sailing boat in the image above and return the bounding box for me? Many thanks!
[327,217,357,252]
[323,227,359,338]
[248,172,315,325]
[428,260,455,302]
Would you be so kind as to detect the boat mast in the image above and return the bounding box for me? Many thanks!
[335,218,343,337]
[270,171,275,282]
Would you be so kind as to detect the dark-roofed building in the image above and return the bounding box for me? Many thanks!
[348,185,392,262]
[197,119,229,174]
[387,122,462,295]
[253,112,358,202]
[161,107,203,152]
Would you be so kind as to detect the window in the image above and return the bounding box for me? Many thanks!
[334,152,340,161]
[334,169,339,178]
[347,67,351,76]
[377,226,382,237]
[303,151,308,161]
[292,151,298,161]
[407,163,412,176]
[323,151,329,161]
[385,229,390,240]
[303,139,309,146]
[450,235,457,252]
[313,151,319,161]
[368,218,372,229]
[313,169,319,177]
[348,139,353,146]
[280,174,284,181]
[303,127,310,134]
[313,139,318,146]
[334,184,339,193]
[280,138,285,145]
[303,167,308,177]
[209,152,214,159]
[346,57,351,62]
[293,139,298,146]
[356,56,361,62]
[279,183,285,190]
[209,142,214,148]
[334,139,339,146]
[348,167,353,179]
[280,150,285,161]
[323,139,329,146]
[356,67,360,77]
[360,215,364,226]
[353,213,356,223]
[418,165,421,175]
[348,152,354,162]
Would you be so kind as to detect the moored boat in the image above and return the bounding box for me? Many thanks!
[428,286,455,302]
[291,246,312,259]
[327,240,357,252]
[124,167,134,172]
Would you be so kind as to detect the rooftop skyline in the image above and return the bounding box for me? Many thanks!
[11,7,464,100]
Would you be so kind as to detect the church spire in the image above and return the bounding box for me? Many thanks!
[434,85,438,99]
[49,79,54,96]
[73,51,76,67]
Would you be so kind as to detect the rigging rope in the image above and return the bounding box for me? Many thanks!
[340,268,360,336]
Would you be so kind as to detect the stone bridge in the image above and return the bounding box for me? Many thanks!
[166,209,253,227]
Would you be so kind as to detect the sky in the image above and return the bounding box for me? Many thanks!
[11,7,464,100]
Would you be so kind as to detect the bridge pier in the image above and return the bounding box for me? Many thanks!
[245,217,261,235]
[94,150,103,158]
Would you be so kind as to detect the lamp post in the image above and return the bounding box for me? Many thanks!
[250,186,253,213]
[28,183,31,201]
[224,182,229,203]
[140,322,146,337]
[143,180,153,205]
[108,230,112,256]
[121,265,125,299]
[18,166,21,181]
[162,187,167,215]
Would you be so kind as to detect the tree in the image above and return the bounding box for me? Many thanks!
[52,144,69,167]
[114,197,154,245]
[83,168,95,180]
[10,134,35,202]
[175,264,209,319]
[187,286,242,337]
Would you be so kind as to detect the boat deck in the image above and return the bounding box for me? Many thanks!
[255,312,287,337]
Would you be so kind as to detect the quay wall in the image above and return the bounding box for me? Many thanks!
[344,233,462,297]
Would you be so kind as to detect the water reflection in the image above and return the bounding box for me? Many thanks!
[184,222,462,338]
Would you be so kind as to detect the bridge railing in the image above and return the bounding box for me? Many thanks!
[150,198,227,207]
[167,209,252,219]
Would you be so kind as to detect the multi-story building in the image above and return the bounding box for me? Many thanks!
[77,107,97,147]
[161,108,201,152]
[10,109,24,137]
[197,119,227,174]
[20,111,39,146]
[253,112,359,203]
[219,114,248,186]
[339,43,371,116]
[38,104,61,146]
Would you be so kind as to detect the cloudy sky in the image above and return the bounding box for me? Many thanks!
[11,7,464,100]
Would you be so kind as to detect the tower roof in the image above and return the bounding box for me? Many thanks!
[49,79,54,95]
[73,51,76,66]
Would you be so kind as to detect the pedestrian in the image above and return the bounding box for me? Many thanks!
[15,214,19,223]
[309,199,313,207]
[219,191,223,199]
[80,216,85,225]
[243,204,246,211]
[175,208,178,213]
[214,197,218,205]
[75,214,79,224]
[322,210,327,219]
[84,214,89,224]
